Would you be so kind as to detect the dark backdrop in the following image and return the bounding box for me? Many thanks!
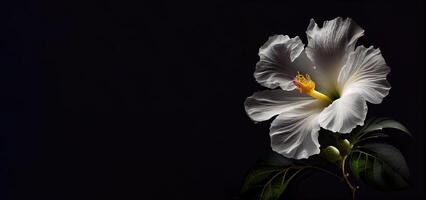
[0,0,424,199]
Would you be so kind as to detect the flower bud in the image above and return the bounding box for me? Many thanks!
[320,146,341,163]
[336,139,352,156]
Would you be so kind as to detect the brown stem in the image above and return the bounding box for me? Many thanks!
[341,156,358,200]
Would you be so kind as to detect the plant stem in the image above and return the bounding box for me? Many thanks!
[341,156,358,200]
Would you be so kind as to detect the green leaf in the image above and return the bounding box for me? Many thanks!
[349,143,410,191]
[241,166,283,194]
[349,118,411,144]
[241,165,306,200]
[260,167,304,200]
[359,118,410,135]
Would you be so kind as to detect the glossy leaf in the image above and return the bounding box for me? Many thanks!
[241,165,306,200]
[241,166,283,194]
[349,118,411,144]
[349,143,410,191]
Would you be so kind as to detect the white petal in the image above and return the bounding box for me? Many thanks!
[270,101,323,159]
[337,46,391,104]
[244,89,315,122]
[254,35,315,91]
[319,93,367,133]
[306,17,364,75]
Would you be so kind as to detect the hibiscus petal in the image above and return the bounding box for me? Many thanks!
[337,46,391,104]
[254,35,315,91]
[244,89,315,122]
[269,101,323,159]
[319,93,367,133]
[305,17,364,76]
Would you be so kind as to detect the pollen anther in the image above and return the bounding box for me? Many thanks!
[293,71,332,103]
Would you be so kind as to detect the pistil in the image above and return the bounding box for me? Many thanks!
[293,72,332,103]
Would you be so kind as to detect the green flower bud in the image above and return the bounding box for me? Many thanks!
[336,139,352,156]
[320,146,341,163]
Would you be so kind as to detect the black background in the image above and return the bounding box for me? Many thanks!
[0,0,424,199]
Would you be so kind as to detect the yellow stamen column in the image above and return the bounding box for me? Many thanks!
[309,90,332,103]
[293,72,332,103]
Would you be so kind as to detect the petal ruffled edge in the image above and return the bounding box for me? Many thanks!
[254,35,306,91]
[318,93,367,133]
[269,100,323,159]
[305,17,365,74]
[337,45,391,104]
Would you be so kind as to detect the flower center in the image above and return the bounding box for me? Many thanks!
[293,72,332,103]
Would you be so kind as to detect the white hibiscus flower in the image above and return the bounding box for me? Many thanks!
[244,17,391,159]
